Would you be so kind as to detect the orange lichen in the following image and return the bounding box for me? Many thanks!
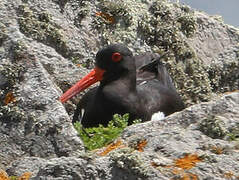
[98,140,123,156]
[0,170,9,180]
[211,146,223,155]
[171,168,198,180]
[224,171,234,179]
[152,154,201,179]
[172,168,184,175]
[224,90,239,95]
[175,154,201,170]
[0,171,31,180]
[180,173,198,180]
[4,92,16,105]
[136,139,147,152]
[151,162,159,168]
[95,12,115,24]
[17,172,32,180]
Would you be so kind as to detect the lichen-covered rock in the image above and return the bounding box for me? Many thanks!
[6,92,239,179]
[0,0,239,179]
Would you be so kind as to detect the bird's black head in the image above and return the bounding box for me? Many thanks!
[59,44,135,103]
[95,44,134,84]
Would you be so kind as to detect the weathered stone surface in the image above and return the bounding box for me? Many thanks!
[6,92,239,179]
[0,0,239,179]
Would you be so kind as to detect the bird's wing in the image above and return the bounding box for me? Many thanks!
[135,52,172,87]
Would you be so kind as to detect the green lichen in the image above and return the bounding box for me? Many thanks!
[199,115,227,139]
[62,0,90,28]
[177,14,197,37]
[138,1,196,61]
[17,4,69,57]
[11,40,28,61]
[226,123,239,141]
[207,60,239,93]
[0,63,24,106]
[0,60,28,130]
[0,23,7,46]
[110,148,150,178]
[52,0,68,12]
[137,1,220,106]
[99,0,132,26]
[74,8,89,28]
[158,55,212,106]
[0,104,26,123]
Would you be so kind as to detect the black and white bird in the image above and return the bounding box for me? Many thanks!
[60,44,185,127]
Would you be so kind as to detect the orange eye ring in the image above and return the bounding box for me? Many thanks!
[112,52,122,62]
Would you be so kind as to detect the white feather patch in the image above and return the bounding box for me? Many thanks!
[139,81,147,86]
[151,111,165,121]
[79,109,85,123]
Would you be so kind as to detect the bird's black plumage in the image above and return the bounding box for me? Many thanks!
[67,44,185,127]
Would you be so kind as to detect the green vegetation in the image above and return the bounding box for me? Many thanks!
[9,176,18,180]
[74,114,140,150]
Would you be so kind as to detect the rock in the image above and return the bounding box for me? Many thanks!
[6,92,239,179]
[0,0,239,179]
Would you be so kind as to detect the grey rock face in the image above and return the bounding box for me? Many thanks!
[0,0,239,179]
[7,92,239,179]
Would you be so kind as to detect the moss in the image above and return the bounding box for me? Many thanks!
[17,4,69,57]
[199,115,227,139]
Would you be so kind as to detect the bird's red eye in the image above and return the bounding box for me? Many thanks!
[112,52,122,62]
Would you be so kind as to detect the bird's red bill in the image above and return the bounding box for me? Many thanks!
[59,67,105,103]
